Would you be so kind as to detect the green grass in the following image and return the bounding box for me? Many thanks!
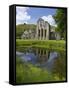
[16,57,57,83]
[16,24,36,38]
[16,57,65,84]
[16,39,66,83]
[16,39,66,51]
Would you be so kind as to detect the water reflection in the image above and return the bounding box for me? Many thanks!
[16,48,61,70]
[16,48,66,80]
[52,51,66,79]
[16,47,66,80]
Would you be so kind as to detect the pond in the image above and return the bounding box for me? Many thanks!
[16,47,66,80]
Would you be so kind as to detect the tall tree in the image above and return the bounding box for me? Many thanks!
[54,9,67,39]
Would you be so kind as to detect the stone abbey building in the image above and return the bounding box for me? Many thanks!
[21,18,60,40]
[36,18,50,40]
[36,18,60,40]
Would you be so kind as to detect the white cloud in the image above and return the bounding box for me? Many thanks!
[16,7,31,25]
[41,15,57,26]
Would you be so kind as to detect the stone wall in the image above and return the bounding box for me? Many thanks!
[36,18,60,40]
[36,18,50,40]
[21,18,60,40]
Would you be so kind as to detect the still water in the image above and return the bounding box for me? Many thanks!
[16,47,66,78]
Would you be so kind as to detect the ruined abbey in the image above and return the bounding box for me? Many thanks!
[21,18,60,40]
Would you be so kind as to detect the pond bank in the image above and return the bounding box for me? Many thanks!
[16,39,66,51]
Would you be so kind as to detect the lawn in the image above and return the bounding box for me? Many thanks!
[16,57,64,84]
[16,39,66,51]
[16,39,66,83]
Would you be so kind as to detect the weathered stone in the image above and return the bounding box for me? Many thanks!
[21,18,60,40]
[36,18,50,40]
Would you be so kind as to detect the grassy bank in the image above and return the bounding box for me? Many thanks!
[16,39,66,51]
[16,39,66,83]
[16,57,64,84]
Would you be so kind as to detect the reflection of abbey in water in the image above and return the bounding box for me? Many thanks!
[21,18,60,40]
[34,48,50,63]
[16,48,58,67]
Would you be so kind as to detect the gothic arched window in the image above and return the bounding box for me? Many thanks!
[45,29,46,37]
[38,29,40,37]
[41,29,43,37]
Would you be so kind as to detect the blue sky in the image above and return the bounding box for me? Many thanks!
[16,6,57,26]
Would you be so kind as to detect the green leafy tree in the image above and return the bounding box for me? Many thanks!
[54,9,67,40]
[16,24,36,39]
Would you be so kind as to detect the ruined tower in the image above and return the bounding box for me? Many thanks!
[36,18,50,40]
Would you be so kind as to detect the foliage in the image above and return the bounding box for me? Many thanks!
[52,51,66,80]
[54,9,67,39]
[16,57,56,83]
[16,55,66,83]
[16,24,36,39]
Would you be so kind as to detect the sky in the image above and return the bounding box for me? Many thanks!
[16,6,57,26]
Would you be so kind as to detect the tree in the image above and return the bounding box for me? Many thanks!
[54,9,67,40]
